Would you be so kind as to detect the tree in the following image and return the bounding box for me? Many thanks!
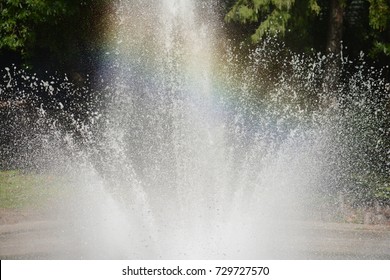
[368,0,390,57]
[225,0,321,43]
[0,0,109,78]
[326,0,345,53]
[225,0,390,61]
[223,0,322,55]
[0,0,72,55]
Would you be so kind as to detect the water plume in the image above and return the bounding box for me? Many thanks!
[0,0,389,259]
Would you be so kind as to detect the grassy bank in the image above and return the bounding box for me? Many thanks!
[0,170,65,209]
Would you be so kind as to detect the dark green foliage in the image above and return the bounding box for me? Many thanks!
[0,0,109,78]
[369,0,390,30]
[368,0,390,57]
[0,0,73,53]
[225,0,320,43]
[226,0,390,61]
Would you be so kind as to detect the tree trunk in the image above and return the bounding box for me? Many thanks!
[323,0,345,105]
[327,0,345,54]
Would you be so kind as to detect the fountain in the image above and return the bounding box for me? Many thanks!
[0,0,389,259]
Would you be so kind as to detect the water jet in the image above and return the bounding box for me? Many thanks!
[0,0,389,259]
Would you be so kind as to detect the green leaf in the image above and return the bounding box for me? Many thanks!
[368,0,390,30]
[238,5,258,22]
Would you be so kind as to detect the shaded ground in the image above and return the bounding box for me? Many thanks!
[296,221,390,259]
[1,171,390,259]
[1,208,390,259]
[0,208,65,259]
